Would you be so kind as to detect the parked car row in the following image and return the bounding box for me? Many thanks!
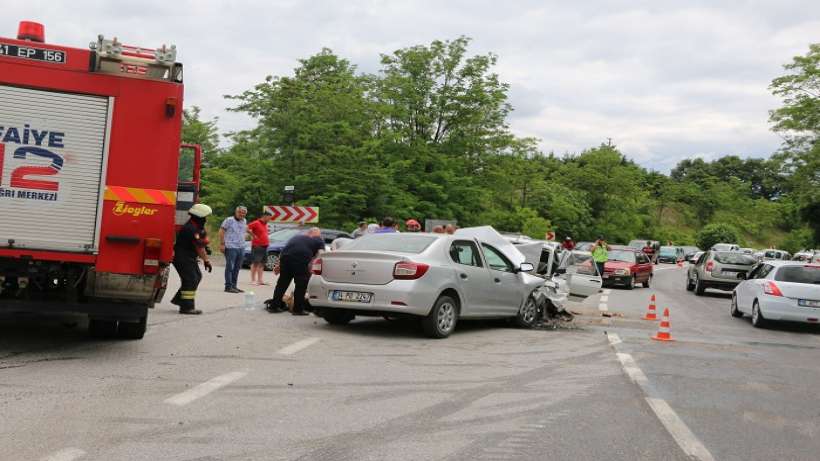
[682,247,820,330]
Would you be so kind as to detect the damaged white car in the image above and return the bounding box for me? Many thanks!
[306,226,601,338]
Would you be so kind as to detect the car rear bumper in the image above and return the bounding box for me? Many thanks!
[759,296,820,323]
[307,277,436,317]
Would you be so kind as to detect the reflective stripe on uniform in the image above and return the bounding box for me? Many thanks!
[180,290,196,300]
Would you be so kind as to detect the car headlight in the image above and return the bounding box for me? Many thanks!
[615,268,630,276]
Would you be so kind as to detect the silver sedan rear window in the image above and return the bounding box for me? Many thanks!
[346,234,437,254]
[774,266,820,284]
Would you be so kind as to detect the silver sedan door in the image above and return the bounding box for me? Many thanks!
[480,243,525,316]
[448,239,493,316]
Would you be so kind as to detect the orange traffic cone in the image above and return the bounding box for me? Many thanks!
[651,308,674,341]
[642,294,658,320]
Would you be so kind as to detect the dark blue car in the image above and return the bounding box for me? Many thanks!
[242,228,352,270]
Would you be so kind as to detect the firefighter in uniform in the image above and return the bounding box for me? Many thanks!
[171,203,214,315]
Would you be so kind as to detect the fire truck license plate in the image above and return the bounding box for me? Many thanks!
[0,43,66,64]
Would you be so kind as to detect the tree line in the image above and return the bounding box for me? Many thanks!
[182,38,819,253]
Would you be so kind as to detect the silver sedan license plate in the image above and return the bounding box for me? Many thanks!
[798,299,820,308]
[330,290,373,303]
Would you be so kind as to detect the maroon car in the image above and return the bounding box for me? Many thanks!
[602,248,654,289]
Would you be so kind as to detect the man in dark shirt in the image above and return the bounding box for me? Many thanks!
[266,227,325,315]
[171,204,214,315]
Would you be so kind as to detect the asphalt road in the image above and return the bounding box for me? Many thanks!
[1,263,818,460]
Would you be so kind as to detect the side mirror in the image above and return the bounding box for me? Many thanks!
[519,262,534,273]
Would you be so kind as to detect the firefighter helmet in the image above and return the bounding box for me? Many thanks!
[188,203,212,218]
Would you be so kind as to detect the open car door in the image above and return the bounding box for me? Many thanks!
[557,251,601,298]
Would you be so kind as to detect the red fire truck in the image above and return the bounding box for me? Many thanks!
[0,21,202,339]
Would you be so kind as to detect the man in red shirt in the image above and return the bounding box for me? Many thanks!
[247,211,273,285]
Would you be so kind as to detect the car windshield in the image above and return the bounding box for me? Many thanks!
[345,234,437,254]
[713,252,756,265]
[713,244,734,251]
[608,250,636,263]
[774,266,820,284]
[659,247,677,256]
[269,228,302,242]
[627,240,645,248]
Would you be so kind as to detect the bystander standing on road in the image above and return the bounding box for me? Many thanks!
[265,227,325,316]
[590,236,610,277]
[366,223,380,234]
[247,211,273,286]
[562,236,575,251]
[375,217,398,233]
[432,225,445,234]
[352,221,368,238]
[219,206,247,293]
[445,224,457,235]
[405,219,421,232]
[171,204,213,315]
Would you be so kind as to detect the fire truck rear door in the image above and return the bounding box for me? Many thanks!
[0,84,112,253]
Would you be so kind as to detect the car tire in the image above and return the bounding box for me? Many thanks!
[625,276,634,290]
[514,296,539,329]
[264,252,280,271]
[694,273,705,295]
[88,318,117,339]
[730,294,743,318]
[685,274,694,291]
[117,316,147,339]
[422,295,458,339]
[751,300,768,328]
[643,275,651,288]
[322,309,355,325]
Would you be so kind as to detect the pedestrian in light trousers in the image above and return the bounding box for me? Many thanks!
[219,205,248,293]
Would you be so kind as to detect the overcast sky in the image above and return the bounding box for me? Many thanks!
[4,1,818,171]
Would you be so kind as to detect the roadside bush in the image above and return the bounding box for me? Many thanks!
[781,228,814,254]
[696,223,741,250]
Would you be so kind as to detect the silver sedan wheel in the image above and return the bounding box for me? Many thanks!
[438,301,456,333]
[521,298,537,325]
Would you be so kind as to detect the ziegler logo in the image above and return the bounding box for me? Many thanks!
[112,201,158,217]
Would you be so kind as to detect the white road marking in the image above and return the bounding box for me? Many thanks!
[164,370,247,406]
[603,288,612,294]
[600,295,609,302]
[646,398,716,461]
[606,333,715,461]
[277,337,321,355]
[598,303,608,312]
[40,448,86,461]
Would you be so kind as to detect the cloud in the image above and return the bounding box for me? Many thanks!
[3,0,817,171]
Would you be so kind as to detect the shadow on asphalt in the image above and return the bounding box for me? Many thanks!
[736,316,820,335]
[0,313,97,357]
[698,291,733,299]
[317,316,518,340]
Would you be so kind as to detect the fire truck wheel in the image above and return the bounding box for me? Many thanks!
[88,319,118,339]
[118,316,147,340]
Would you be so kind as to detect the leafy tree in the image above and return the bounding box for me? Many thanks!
[770,44,820,245]
[769,43,820,146]
[696,223,741,250]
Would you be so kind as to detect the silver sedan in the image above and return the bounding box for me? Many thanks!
[307,227,597,338]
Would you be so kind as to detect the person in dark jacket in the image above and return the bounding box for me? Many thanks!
[265,227,325,315]
[171,204,214,315]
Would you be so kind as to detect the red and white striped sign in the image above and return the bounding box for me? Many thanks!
[263,205,319,223]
